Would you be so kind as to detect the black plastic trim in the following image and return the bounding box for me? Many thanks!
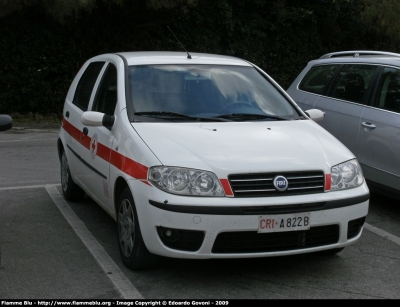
[115,54,132,121]
[102,114,115,128]
[148,193,369,215]
[364,65,383,107]
[66,145,107,179]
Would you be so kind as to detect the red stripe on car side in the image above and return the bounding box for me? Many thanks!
[110,150,148,180]
[62,118,148,181]
[96,142,112,162]
[325,174,331,191]
[62,118,90,149]
[63,119,232,191]
[140,180,152,186]
[219,179,234,197]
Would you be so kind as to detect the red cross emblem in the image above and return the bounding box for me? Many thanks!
[90,134,98,159]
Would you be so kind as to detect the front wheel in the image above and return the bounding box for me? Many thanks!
[60,150,85,201]
[117,187,158,270]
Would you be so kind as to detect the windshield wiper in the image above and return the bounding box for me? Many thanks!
[213,113,289,121]
[134,111,231,122]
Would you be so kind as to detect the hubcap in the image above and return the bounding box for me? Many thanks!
[118,199,135,257]
[61,152,69,192]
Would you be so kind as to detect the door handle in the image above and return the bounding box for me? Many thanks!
[83,127,89,135]
[65,111,70,118]
[361,122,376,129]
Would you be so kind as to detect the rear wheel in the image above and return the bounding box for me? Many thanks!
[117,187,158,270]
[60,150,85,201]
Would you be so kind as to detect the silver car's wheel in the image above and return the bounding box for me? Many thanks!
[117,187,158,270]
[60,150,85,201]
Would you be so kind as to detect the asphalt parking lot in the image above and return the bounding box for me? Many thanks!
[1,124,400,299]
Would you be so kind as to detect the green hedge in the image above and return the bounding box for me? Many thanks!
[0,0,399,115]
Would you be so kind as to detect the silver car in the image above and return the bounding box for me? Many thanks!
[287,51,400,196]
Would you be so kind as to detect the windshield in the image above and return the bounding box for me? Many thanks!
[128,65,300,122]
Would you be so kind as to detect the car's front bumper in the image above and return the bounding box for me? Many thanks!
[128,179,369,259]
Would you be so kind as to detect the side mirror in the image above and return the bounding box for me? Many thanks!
[0,114,13,131]
[81,111,115,129]
[305,109,324,122]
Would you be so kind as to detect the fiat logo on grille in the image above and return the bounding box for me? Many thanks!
[273,175,288,191]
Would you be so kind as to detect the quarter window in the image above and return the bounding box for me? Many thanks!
[329,64,378,104]
[299,65,339,94]
[72,62,105,111]
[374,67,400,113]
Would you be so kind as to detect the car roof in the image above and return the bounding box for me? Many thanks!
[116,51,252,66]
[309,50,400,66]
[320,50,400,59]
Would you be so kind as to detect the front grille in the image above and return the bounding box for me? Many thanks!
[157,227,205,252]
[347,217,366,239]
[212,225,339,253]
[228,171,325,197]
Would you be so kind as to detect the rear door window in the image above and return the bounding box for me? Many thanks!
[299,65,339,94]
[373,66,400,113]
[329,64,378,104]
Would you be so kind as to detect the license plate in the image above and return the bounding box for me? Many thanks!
[258,213,311,233]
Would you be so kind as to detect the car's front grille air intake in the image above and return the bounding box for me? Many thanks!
[347,217,366,239]
[212,225,339,254]
[228,171,325,197]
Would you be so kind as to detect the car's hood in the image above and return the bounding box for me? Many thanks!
[131,120,354,177]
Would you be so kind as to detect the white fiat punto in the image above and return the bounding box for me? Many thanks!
[58,51,369,270]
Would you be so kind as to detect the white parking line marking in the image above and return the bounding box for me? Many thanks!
[364,223,400,246]
[45,184,144,299]
[0,184,61,191]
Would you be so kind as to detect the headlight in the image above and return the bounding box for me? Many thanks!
[331,159,364,191]
[148,166,225,196]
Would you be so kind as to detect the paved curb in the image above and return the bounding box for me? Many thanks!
[11,121,62,130]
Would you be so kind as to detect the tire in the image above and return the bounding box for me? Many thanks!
[318,247,345,255]
[117,187,158,270]
[60,149,85,201]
